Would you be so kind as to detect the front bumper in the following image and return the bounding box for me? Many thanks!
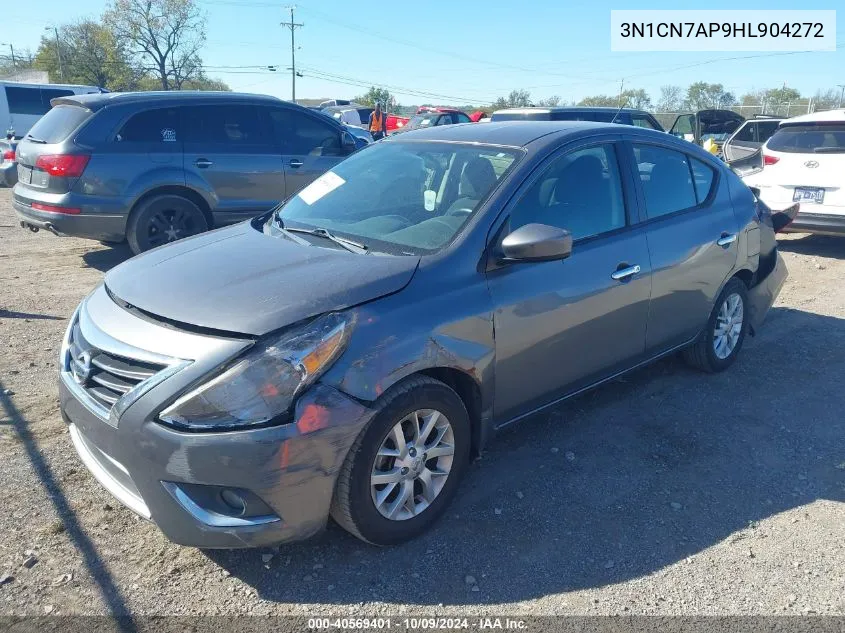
[59,287,375,548]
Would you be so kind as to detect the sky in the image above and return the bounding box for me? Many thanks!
[4,0,845,107]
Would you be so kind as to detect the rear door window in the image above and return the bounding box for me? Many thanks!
[455,113,471,123]
[766,123,845,154]
[25,104,92,143]
[633,144,698,218]
[117,108,181,143]
[184,105,266,145]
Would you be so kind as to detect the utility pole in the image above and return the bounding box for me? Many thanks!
[281,6,303,103]
[837,84,845,109]
[45,26,64,81]
[0,43,16,74]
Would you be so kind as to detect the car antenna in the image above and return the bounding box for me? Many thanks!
[610,79,628,124]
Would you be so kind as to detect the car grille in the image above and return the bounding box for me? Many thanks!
[67,320,167,412]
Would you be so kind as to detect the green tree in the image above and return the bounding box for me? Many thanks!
[0,49,36,79]
[35,20,139,89]
[104,0,206,90]
[491,89,532,110]
[535,95,561,107]
[354,87,398,110]
[685,82,736,110]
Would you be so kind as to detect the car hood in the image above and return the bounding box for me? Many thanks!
[104,223,420,336]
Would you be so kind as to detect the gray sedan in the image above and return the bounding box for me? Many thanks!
[59,121,788,548]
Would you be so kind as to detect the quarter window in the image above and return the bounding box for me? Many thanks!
[117,108,181,143]
[632,115,659,130]
[689,157,715,202]
[633,144,701,218]
[509,144,626,241]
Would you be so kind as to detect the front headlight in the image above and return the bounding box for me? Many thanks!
[159,312,353,431]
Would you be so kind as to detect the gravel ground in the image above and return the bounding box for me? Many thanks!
[0,188,843,617]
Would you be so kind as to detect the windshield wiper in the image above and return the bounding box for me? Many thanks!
[282,226,369,254]
[25,136,47,144]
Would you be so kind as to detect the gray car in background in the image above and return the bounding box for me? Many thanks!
[60,122,788,548]
[13,92,359,253]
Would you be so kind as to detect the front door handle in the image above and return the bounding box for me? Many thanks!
[717,233,737,247]
[611,264,641,281]
[194,158,213,168]
[289,159,303,168]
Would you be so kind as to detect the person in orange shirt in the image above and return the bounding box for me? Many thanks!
[368,102,387,141]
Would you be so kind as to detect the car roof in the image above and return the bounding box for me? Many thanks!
[780,109,845,124]
[494,106,652,115]
[388,120,630,148]
[51,91,284,111]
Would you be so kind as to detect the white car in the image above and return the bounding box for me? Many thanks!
[744,109,845,237]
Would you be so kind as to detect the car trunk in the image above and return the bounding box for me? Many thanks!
[14,103,94,196]
[757,152,845,213]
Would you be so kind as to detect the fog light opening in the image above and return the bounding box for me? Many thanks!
[220,489,247,516]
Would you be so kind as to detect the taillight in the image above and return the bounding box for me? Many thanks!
[763,154,779,166]
[35,154,90,178]
[2,149,14,162]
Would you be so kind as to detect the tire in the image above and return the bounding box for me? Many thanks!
[126,194,208,255]
[683,277,749,373]
[331,376,471,546]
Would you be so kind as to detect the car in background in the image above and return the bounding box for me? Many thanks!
[386,112,410,134]
[323,104,375,129]
[491,107,664,131]
[319,99,352,108]
[13,91,360,254]
[1,136,18,187]
[743,109,845,236]
[58,121,788,548]
[669,109,745,154]
[1,80,103,140]
[393,108,473,134]
[722,116,784,177]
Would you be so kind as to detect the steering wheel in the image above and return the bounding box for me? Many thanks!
[447,208,474,217]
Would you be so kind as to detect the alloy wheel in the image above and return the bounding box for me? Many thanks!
[370,409,455,521]
[713,292,744,360]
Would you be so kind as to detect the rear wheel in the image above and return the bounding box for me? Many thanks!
[126,194,208,255]
[683,277,749,372]
[331,376,470,545]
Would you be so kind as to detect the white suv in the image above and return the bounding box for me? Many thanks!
[744,109,845,236]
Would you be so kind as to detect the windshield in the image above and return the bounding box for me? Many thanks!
[767,123,845,154]
[272,141,521,255]
[404,114,439,130]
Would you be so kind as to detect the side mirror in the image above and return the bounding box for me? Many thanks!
[341,131,357,154]
[500,223,573,262]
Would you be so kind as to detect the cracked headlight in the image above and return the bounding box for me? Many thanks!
[159,312,352,431]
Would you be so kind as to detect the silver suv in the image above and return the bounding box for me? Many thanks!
[13,92,360,253]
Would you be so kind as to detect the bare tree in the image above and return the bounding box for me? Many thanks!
[657,85,683,111]
[104,0,206,90]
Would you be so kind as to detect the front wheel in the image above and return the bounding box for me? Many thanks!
[330,376,471,545]
[683,277,749,373]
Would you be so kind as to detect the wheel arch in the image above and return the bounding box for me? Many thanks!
[129,185,214,229]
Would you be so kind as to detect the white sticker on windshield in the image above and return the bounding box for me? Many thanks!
[298,171,346,205]
[424,189,436,212]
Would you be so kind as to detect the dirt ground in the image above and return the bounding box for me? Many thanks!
[1,188,843,617]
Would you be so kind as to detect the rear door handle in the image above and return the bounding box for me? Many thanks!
[194,158,213,168]
[611,264,641,281]
[289,159,303,168]
[717,233,737,247]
